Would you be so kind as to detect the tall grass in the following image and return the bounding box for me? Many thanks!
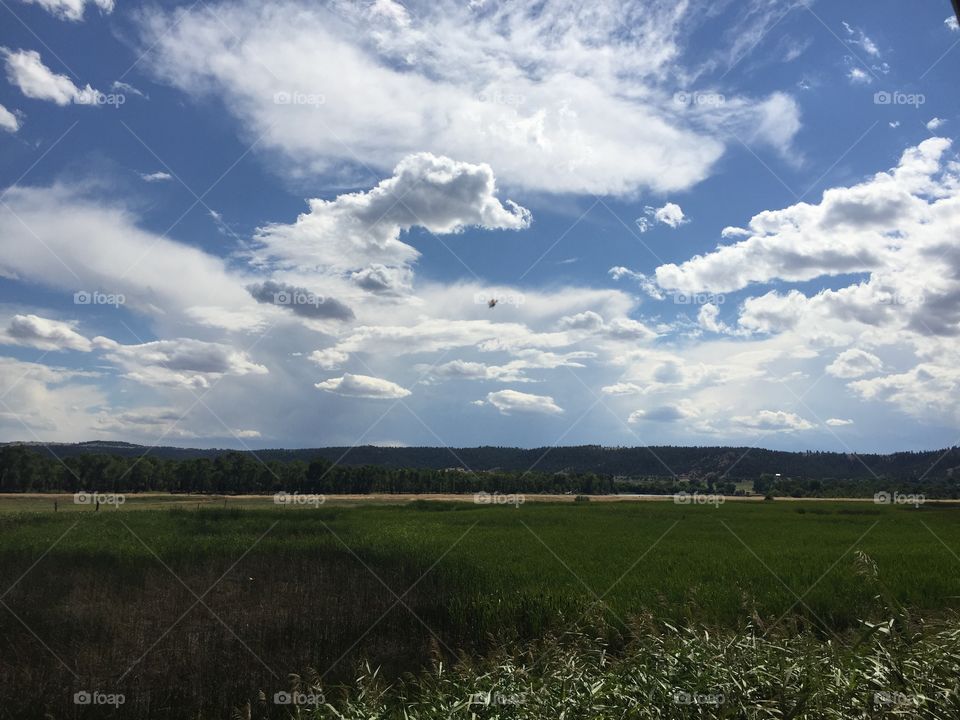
[1,501,959,718]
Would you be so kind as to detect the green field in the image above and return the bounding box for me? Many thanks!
[2,498,960,718]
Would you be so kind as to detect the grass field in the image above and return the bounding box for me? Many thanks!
[2,498,960,718]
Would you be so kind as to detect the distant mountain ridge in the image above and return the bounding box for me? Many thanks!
[3,441,959,481]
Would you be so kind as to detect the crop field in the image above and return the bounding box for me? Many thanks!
[2,499,960,718]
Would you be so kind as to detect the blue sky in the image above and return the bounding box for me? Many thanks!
[0,0,959,452]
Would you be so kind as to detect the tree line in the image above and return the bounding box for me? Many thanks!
[0,446,619,495]
[2,446,958,497]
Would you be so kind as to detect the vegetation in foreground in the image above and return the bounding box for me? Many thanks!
[2,501,960,718]
[306,619,960,720]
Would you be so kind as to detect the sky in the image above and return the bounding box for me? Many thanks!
[0,0,959,452]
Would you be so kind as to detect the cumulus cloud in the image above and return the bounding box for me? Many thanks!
[927,117,946,131]
[95,337,268,390]
[635,202,688,233]
[0,103,20,132]
[558,311,657,341]
[847,363,960,420]
[654,138,952,295]
[18,0,113,21]
[253,153,529,275]
[2,48,99,105]
[0,356,105,439]
[479,389,564,416]
[825,418,854,427]
[350,264,413,295]
[826,348,882,379]
[140,171,172,182]
[846,67,871,85]
[136,0,801,195]
[731,410,813,432]
[945,16,959,32]
[628,400,698,423]
[315,372,411,399]
[423,350,592,384]
[697,303,727,334]
[1,314,92,352]
[309,348,350,370]
[247,280,354,320]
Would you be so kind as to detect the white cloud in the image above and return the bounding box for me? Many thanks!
[628,400,698,423]
[2,48,98,106]
[825,418,854,427]
[112,81,146,98]
[826,348,882,379]
[95,337,268,390]
[480,389,563,416]
[927,117,946,131]
[1,314,92,352]
[654,137,952,295]
[558,311,657,341]
[309,348,350,370]
[842,21,880,57]
[140,171,173,182]
[253,153,529,275]
[0,184,269,332]
[946,16,959,32]
[423,350,592,384]
[315,372,411,399]
[846,67,872,85]
[697,303,727,334]
[0,103,20,132]
[635,202,687,233]
[0,355,105,439]
[136,0,801,195]
[848,363,960,421]
[730,410,813,432]
[17,0,113,21]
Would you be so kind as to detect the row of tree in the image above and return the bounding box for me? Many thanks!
[0,446,619,495]
[2,446,958,498]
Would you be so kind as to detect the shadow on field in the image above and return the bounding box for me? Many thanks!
[0,547,453,719]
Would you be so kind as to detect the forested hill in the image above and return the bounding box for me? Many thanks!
[4,442,960,482]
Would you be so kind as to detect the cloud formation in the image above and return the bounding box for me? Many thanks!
[2,48,98,105]
[315,373,411,399]
[18,0,113,21]
[479,389,564,416]
[137,0,801,195]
